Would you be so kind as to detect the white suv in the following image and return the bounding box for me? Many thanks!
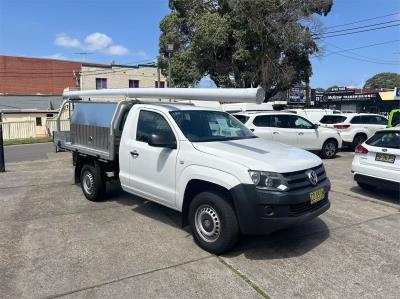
[234,111,342,159]
[352,128,400,192]
[319,113,388,149]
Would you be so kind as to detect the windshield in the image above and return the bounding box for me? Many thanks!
[366,131,400,149]
[320,115,347,124]
[170,110,256,142]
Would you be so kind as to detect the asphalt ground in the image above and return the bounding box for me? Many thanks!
[0,148,399,298]
[4,142,55,163]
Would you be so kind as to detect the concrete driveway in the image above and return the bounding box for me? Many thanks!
[0,151,399,298]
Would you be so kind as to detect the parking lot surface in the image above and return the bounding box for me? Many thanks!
[0,150,399,298]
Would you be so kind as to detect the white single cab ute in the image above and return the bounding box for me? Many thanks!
[234,111,342,159]
[54,88,331,253]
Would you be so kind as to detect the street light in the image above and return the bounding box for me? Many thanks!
[166,44,174,88]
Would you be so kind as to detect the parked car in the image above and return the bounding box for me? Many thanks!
[352,127,400,192]
[233,111,342,159]
[54,88,331,254]
[319,113,388,149]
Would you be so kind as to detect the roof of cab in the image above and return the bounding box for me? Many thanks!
[137,103,220,112]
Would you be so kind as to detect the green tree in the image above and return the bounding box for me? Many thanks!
[158,0,333,99]
[364,72,400,89]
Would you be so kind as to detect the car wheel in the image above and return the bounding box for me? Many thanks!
[189,192,239,254]
[353,134,367,149]
[321,139,337,159]
[80,164,105,201]
[357,181,377,191]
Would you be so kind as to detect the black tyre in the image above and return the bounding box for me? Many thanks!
[189,192,239,254]
[80,164,105,201]
[353,134,367,149]
[321,139,338,159]
[357,181,377,191]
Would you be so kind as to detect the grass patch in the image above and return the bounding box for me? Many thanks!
[4,137,53,146]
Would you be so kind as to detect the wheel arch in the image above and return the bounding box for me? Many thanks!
[181,179,236,228]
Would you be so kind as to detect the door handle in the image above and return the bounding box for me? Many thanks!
[273,132,279,135]
[130,150,139,157]
[298,132,304,135]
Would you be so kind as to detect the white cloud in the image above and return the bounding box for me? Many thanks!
[84,32,112,50]
[55,33,81,48]
[55,32,130,56]
[44,53,68,60]
[105,45,130,56]
[133,50,150,60]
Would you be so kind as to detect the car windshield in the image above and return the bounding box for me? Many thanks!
[170,110,256,142]
[366,131,400,149]
[320,115,347,124]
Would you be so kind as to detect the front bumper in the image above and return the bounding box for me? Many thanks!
[229,179,331,235]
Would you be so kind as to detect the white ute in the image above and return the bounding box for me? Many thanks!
[54,88,331,253]
[234,111,342,158]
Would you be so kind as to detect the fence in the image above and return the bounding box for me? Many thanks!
[46,119,70,136]
[0,121,36,140]
[0,119,70,140]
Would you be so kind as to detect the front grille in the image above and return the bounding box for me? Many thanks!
[282,164,326,191]
[290,197,328,216]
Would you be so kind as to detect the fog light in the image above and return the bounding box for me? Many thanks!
[264,205,274,217]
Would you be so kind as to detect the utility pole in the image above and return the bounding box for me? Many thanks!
[166,44,174,88]
[157,59,161,89]
[0,113,5,173]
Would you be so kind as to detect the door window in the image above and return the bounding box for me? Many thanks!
[253,115,273,127]
[293,116,314,129]
[274,115,313,129]
[350,116,363,124]
[136,110,175,143]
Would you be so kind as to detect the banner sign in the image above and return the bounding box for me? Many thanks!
[288,86,307,104]
[326,93,380,102]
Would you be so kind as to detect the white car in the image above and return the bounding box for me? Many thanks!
[352,128,400,192]
[319,113,388,149]
[234,111,342,159]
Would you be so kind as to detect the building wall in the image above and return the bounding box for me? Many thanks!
[0,55,81,95]
[2,112,57,137]
[80,64,166,90]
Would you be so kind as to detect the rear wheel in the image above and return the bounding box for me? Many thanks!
[80,164,105,201]
[357,181,377,191]
[353,134,367,149]
[189,192,239,254]
[321,139,338,159]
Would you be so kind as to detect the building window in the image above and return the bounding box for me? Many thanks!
[129,80,139,88]
[46,113,54,118]
[155,81,166,88]
[36,117,42,126]
[96,78,107,89]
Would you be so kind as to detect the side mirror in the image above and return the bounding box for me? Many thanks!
[148,133,177,149]
[313,123,319,129]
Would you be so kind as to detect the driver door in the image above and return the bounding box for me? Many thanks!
[295,116,320,150]
[128,109,178,207]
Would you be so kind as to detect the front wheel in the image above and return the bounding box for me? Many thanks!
[80,164,105,201]
[321,139,338,159]
[189,192,239,254]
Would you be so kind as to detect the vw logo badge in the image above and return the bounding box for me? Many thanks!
[306,170,318,186]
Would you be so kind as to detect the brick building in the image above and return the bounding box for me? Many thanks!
[0,55,81,95]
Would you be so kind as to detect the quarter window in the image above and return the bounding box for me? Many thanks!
[136,110,175,143]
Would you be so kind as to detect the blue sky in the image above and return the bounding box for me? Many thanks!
[0,0,399,88]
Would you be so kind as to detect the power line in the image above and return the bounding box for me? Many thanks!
[324,50,400,65]
[315,23,400,39]
[325,11,400,29]
[314,20,400,36]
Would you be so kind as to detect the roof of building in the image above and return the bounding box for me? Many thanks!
[0,95,64,110]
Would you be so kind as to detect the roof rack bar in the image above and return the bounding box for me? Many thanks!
[63,87,265,104]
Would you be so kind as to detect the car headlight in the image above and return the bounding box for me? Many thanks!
[248,170,288,191]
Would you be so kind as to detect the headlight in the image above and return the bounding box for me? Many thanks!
[248,170,288,191]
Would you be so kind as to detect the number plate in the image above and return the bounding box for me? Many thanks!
[310,188,325,205]
[375,153,396,164]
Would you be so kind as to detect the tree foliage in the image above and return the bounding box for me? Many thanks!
[364,72,400,89]
[158,0,333,99]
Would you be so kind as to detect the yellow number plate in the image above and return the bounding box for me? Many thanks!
[375,153,395,164]
[310,188,325,204]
